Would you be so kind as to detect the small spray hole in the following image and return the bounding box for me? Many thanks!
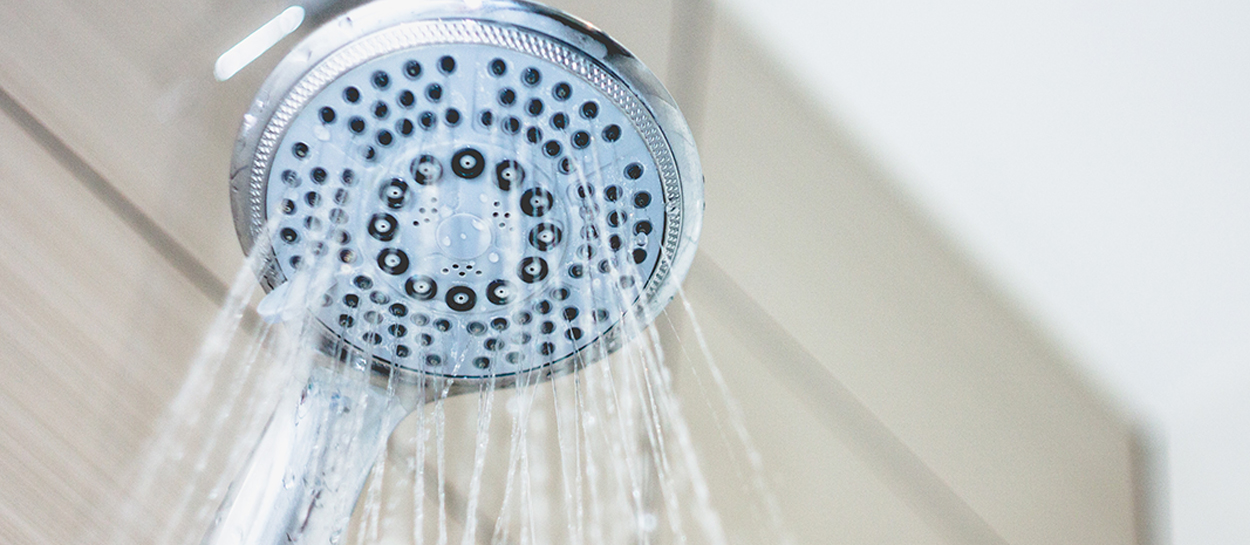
[490,58,507,76]
[540,321,555,334]
[522,67,541,86]
[280,228,298,243]
[552,82,571,101]
[343,86,360,103]
[395,345,411,358]
[281,199,296,215]
[389,303,408,317]
[572,131,590,149]
[479,110,493,126]
[625,163,644,179]
[426,84,442,102]
[349,117,365,133]
[370,71,390,89]
[439,56,456,74]
[444,108,461,126]
[373,101,389,118]
[398,90,414,107]
[543,140,562,157]
[491,317,509,331]
[603,124,621,142]
[632,249,648,263]
[633,191,652,208]
[341,169,356,185]
[292,142,308,158]
[551,112,568,130]
[311,167,327,183]
[580,101,598,119]
[467,322,486,335]
[398,118,414,135]
[607,210,626,227]
[527,99,544,116]
[281,169,299,186]
[526,127,542,144]
[503,117,521,134]
[304,192,320,207]
[376,130,393,146]
[404,60,422,79]
[320,107,336,123]
[474,357,491,368]
[498,88,516,106]
[419,112,435,129]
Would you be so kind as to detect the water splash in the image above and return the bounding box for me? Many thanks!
[110,103,784,545]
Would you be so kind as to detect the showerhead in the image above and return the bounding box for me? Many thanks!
[231,0,702,385]
[208,3,701,541]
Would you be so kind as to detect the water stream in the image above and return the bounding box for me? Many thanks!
[104,245,789,544]
[108,52,785,542]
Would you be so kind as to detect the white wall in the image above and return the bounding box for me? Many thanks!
[715,0,1250,543]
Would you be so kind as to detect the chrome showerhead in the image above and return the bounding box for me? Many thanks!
[231,0,702,383]
[209,2,702,542]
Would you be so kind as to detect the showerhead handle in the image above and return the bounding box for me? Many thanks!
[202,362,412,545]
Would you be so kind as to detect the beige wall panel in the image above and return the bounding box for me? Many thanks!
[667,260,951,545]
[0,112,220,543]
[0,0,288,280]
[695,13,1137,545]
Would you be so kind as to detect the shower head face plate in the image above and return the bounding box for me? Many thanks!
[234,9,700,380]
